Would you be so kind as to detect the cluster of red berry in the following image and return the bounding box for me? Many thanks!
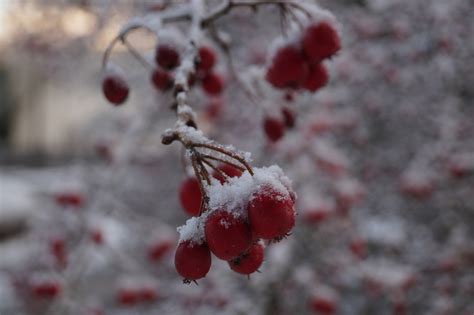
[151,44,224,96]
[266,20,340,91]
[102,43,224,106]
[175,167,296,283]
[262,20,340,143]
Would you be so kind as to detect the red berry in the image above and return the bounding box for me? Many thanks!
[174,240,212,280]
[349,238,366,259]
[151,68,173,91]
[202,72,224,95]
[281,107,296,128]
[302,22,341,61]
[309,295,336,315]
[247,186,295,240]
[30,280,61,299]
[205,98,223,119]
[117,288,138,306]
[266,45,307,89]
[102,74,129,105]
[137,287,158,302]
[155,44,180,70]
[147,240,173,262]
[49,237,67,268]
[179,177,202,216]
[303,63,328,92]
[228,242,264,275]
[263,117,285,142]
[198,46,216,72]
[212,164,243,184]
[205,210,252,260]
[54,192,84,207]
[90,229,103,245]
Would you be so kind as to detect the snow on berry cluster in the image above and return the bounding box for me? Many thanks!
[175,165,296,282]
[265,9,340,92]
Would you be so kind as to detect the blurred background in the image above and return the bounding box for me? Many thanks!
[0,0,473,314]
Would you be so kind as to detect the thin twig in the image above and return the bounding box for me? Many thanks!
[192,143,254,175]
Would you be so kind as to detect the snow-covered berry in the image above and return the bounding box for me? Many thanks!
[205,210,252,260]
[102,74,129,105]
[247,185,295,240]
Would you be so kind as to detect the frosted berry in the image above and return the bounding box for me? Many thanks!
[102,74,129,105]
[151,69,173,91]
[263,117,285,142]
[174,240,212,281]
[213,164,243,184]
[303,63,328,92]
[179,177,202,216]
[266,45,307,89]
[302,22,341,61]
[228,242,264,275]
[198,46,216,72]
[205,210,252,260]
[202,72,224,95]
[155,44,180,70]
[247,186,295,240]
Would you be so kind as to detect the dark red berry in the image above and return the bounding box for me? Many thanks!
[303,63,328,92]
[102,74,129,105]
[54,192,84,207]
[228,242,264,275]
[212,164,243,184]
[309,295,336,315]
[202,72,224,95]
[30,280,61,299]
[198,46,216,72]
[247,186,295,240]
[151,69,173,91]
[266,45,307,89]
[49,237,67,268]
[174,240,212,280]
[90,229,103,245]
[302,22,341,61]
[155,44,180,70]
[281,107,296,128]
[263,117,285,142]
[179,177,202,216]
[137,287,158,302]
[205,210,252,260]
[205,98,223,119]
[117,288,138,306]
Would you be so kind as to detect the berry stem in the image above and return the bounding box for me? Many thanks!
[200,154,246,173]
[192,143,254,176]
[122,38,155,71]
